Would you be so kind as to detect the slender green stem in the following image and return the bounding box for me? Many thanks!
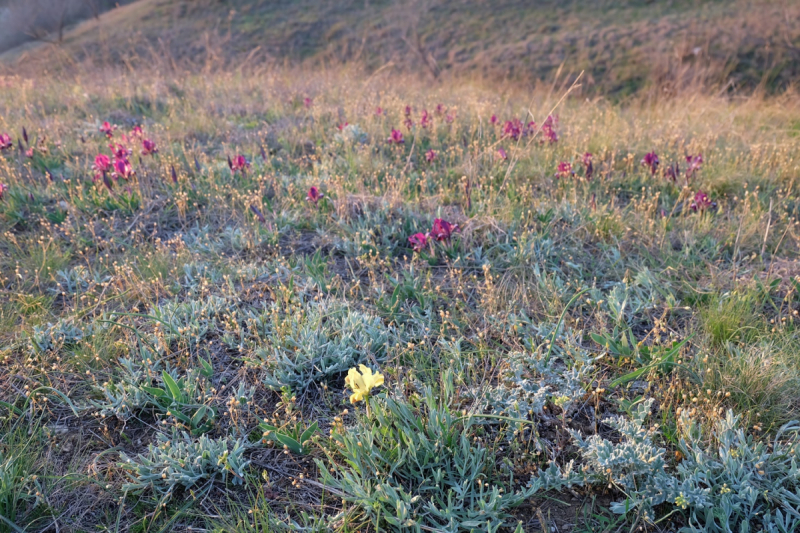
[544,288,588,364]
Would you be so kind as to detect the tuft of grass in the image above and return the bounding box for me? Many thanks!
[701,289,760,346]
[0,422,45,532]
[706,339,800,430]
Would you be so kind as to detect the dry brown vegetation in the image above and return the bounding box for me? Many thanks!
[2,0,800,97]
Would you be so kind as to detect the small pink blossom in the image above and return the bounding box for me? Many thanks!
[307,186,324,205]
[93,154,112,173]
[109,143,130,160]
[375,107,384,116]
[337,122,349,131]
[420,110,431,129]
[582,152,594,181]
[130,126,144,139]
[228,154,250,173]
[425,149,436,163]
[690,190,715,212]
[502,119,523,140]
[24,147,34,158]
[556,161,574,178]
[0,183,7,200]
[100,121,117,138]
[435,104,445,115]
[685,154,703,178]
[303,97,313,108]
[430,218,459,241]
[408,232,429,252]
[641,151,660,175]
[141,138,158,156]
[497,147,508,160]
[388,129,405,144]
[490,114,498,125]
[541,115,558,143]
[0,133,11,150]
[113,158,134,180]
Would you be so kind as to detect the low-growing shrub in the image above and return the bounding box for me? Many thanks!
[150,294,230,347]
[119,431,249,498]
[255,300,396,393]
[561,400,800,531]
[93,353,217,435]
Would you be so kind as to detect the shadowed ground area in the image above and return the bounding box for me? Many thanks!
[2,0,800,96]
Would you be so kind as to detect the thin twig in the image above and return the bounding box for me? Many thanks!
[732,213,744,289]
[760,198,772,258]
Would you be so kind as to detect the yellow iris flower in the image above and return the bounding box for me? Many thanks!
[344,365,384,404]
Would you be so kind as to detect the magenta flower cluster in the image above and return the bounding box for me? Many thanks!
[408,218,459,252]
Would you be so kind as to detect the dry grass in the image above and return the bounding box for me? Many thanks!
[2,0,800,97]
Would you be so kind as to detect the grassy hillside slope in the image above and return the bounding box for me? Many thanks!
[2,0,799,96]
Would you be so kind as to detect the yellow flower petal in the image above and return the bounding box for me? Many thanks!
[344,365,384,403]
[350,391,365,403]
[346,367,365,391]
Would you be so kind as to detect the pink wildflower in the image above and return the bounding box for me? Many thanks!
[389,129,405,144]
[690,190,715,212]
[228,154,249,173]
[93,154,112,173]
[307,186,324,205]
[408,232,429,252]
[556,161,574,178]
[113,158,134,180]
[685,154,703,179]
[141,138,158,156]
[430,218,459,241]
[109,143,130,160]
[100,121,117,138]
[420,110,431,129]
[582,152,594,181]
[641,152,660,175]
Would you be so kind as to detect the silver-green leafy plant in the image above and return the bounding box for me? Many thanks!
[565,399,800,531]
[481,319,596,441]
[255,300,395,392]
[29,319,86,355]
[149,294,230,347]
[49,265,109,295]
[94,353,217,435]
[119,431,249,498]
[674,411,800,532]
